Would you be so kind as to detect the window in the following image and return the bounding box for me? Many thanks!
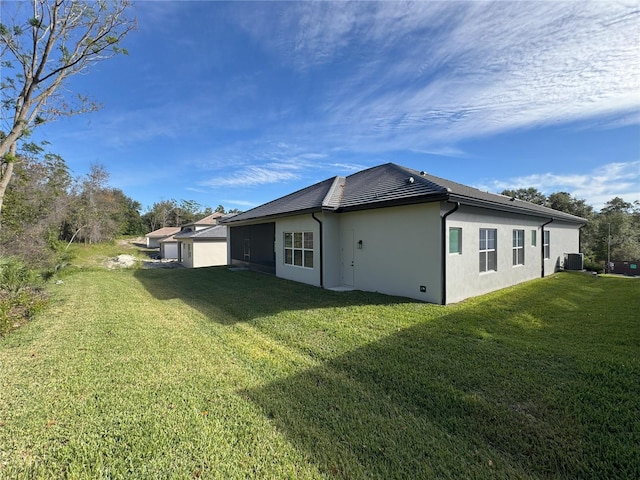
[284,231,314,268]
[543,231,550,259]
[449,227,462,254]
[531,230,537,247]
[479,228,497,273]
[512,229,525,266]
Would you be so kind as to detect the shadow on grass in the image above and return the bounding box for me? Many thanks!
[241,274,639,479]
[133,267,638,477]
[133,266,413,324]
[242,320,581,478]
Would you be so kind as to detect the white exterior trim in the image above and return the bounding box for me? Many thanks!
[275,216,322,286]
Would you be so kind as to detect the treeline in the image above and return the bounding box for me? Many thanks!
[501,188,640,265]
[0,146,236,270]
[142,199,241,232]
[2,145,638,271]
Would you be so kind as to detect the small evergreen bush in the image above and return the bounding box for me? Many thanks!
[0,257,47,336]
[0,257,35,293]
[584,261,604,274]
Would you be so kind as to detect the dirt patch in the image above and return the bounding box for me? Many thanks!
[104,254,138,269]
[103,238,184,269]
[118,237,147,249]
[103,252,183,270]
[142,258,182,269]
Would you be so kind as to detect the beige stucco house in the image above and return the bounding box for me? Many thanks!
[222,163,586,304]
[145,226,180,249]
[169,212,229,268]
[175,224,228,268]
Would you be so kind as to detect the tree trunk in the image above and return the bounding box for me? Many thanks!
[0,144,17,221]
[65,225,86,250]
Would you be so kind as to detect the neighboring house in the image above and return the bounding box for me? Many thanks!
[159,234,179,260]
[175,212,223,259]
[183,212,225,231]
[174,224,228,268]
[222,163,586,304]
[145,226,181,248]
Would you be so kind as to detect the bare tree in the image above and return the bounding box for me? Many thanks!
[65,163,121,245]
[0,147,72,266]
[0,0,136,215]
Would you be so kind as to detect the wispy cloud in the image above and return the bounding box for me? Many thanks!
[222,199,260,209]
[237,2,639,150]
[188,139,365,186]
[479,160,640,211]
[198,165,301,188]
[327,162,366,172]
[42,1,638,211]
[88,2,639,161]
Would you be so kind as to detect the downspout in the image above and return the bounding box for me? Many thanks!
[540,218,553,278]
[441,202,460,305]
[312,212,324,288]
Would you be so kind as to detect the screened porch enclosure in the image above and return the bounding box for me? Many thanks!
[229,223,276,274]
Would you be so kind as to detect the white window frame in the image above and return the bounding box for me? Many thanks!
[284,231,314,269]
[513,229,525,266]
[479,228,497,273]
[543,231,550,259]
[531,229,537,247]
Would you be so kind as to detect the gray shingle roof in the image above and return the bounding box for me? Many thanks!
[224,163,586,224]
[159,233,177,243]
[399,164,587,223]
[224,177,337,223]
[145,226,181,238]
[180,212,224,228]
[174,224,227,240]
[339,163,449,210]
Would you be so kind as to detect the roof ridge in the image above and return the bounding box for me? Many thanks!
[343,162,389,177]
[322,176,346,209]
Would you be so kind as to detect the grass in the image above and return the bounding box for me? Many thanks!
[63,239,153,270]
[0,250,638,479]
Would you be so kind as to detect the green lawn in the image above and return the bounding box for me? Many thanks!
[0,260,638,479]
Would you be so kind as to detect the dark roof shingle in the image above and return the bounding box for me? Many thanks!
[224,177,337,223]
[224,163,586,224]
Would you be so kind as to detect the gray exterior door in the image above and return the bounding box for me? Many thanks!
[341,229,354,286]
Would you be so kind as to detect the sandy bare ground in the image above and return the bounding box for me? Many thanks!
[106,238,183,269]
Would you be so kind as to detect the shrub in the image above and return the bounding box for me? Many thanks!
[584,261,604,274]
[0,257,36,293]
[0,257,47,336]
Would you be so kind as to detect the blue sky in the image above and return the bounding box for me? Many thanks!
[31,1,640,212]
